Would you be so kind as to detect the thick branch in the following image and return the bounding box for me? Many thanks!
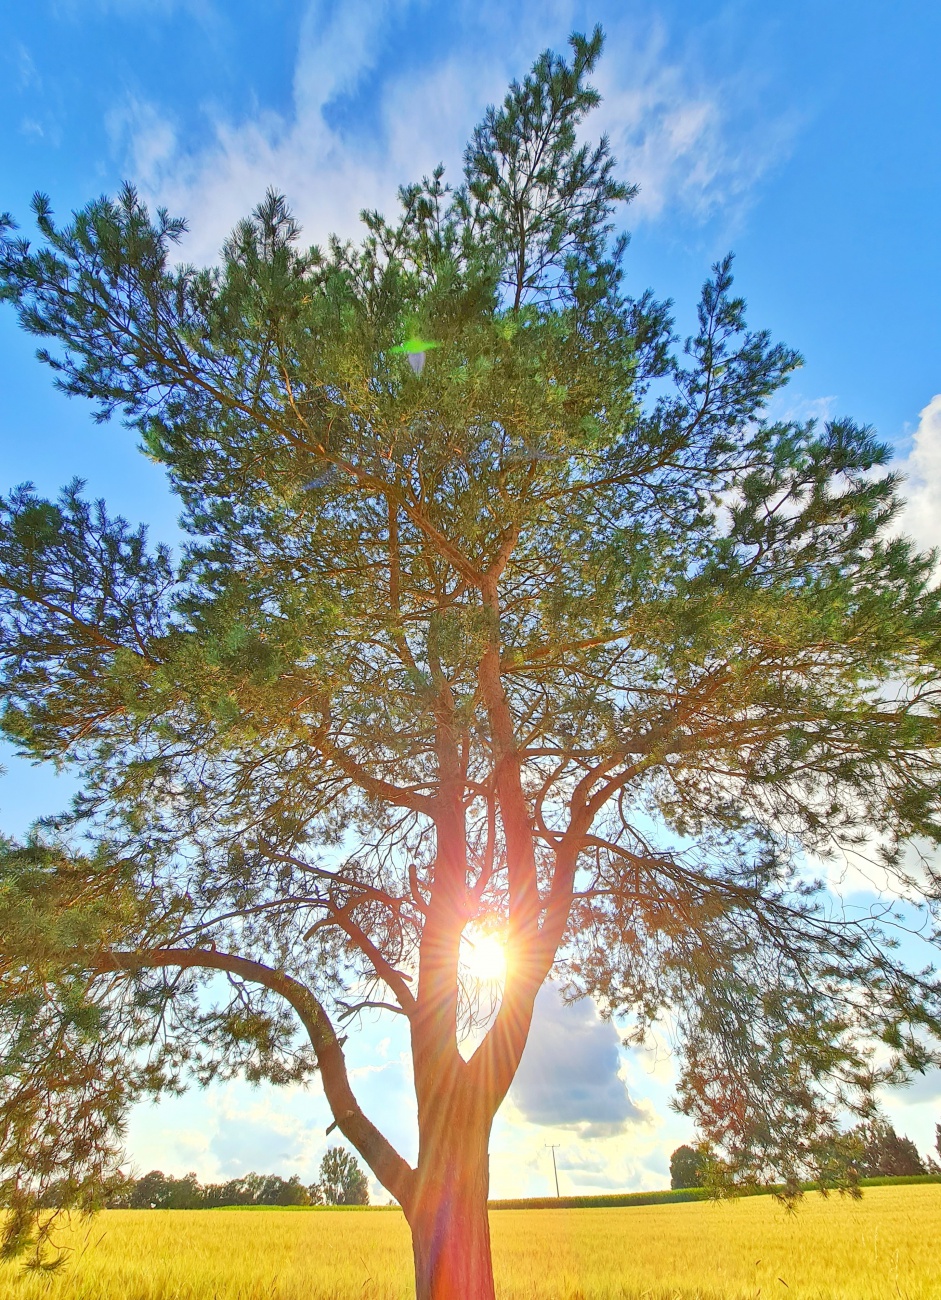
[320,735,434,813]
[95,947,415,1207]
[478,579,540,940]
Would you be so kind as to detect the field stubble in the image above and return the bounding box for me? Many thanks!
[0,1183,938,1299]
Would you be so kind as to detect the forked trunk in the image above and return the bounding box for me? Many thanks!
[406,1110,495,1300]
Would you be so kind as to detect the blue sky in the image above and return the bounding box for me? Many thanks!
[2,0,941,1197]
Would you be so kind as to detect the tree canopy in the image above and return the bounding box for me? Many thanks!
[1,25,941,1297]
[846,1119,927,1178]
[669,1145,707,1190]
[93,1148,367,1209]
[316,1146,370,1206]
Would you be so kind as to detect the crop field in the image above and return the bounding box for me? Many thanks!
[1,1184,939,1299]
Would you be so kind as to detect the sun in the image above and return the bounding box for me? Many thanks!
[461,929,507,984]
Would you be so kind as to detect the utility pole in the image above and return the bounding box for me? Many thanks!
[545,1144,561,1198]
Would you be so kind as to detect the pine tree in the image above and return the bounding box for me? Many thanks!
[848,1119,926,1177]
[2,26,941,1298]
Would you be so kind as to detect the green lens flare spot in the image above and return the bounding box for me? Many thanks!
[391,338,439,375]
[390,338,440,355]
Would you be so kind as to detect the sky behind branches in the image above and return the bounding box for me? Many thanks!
[1,0,940,1196]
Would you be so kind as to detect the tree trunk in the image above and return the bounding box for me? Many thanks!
[406,1110,495,1300]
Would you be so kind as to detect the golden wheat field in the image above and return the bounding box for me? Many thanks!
[1,1184,939,1300]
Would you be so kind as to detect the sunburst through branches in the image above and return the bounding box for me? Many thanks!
[458,926,508,1051]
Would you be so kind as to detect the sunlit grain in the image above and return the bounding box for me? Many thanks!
[1,1184,939,1299]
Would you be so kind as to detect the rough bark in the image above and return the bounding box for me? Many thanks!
[403,786,502,1299]
[407,1097,496,1300]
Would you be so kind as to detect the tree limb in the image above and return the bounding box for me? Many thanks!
[94,947,415,1208]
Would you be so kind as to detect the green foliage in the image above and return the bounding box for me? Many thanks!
[317,1147,369,1206]
[490,1174,941,1210]
[669,1145,708,1190]
[460,24,634,310]
[0,24,940,1273]
[0,838,160,1265]
[104,1168,313,1209]
[845,1118,927,1177]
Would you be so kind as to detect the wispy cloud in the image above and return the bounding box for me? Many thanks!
[103,0,794,264]
[107,96,179,182]
[593,22,797,227]
[14,42,42,91]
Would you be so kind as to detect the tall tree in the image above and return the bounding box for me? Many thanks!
[316,1146,369,1206]
[1,26,941,1298]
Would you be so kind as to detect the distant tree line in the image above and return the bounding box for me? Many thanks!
[37,1147,369,1209]
[670,1119,941,1189]
[109,1170,314,1209]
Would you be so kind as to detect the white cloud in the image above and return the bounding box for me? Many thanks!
[895,393,941,555]
[206,1088,326,1177]
[103,1,793,265]
[107,97,179,182]
[123,1017,416,1201]
[124,1080,325,1182]
[293,0,409,117]
[106,1,436,262]
[509,984,649,1138]
[880,1070,941,1167]
[593,24,796,226]
[765,391,839,427]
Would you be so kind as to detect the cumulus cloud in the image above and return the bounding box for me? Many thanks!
[102,0,794,264]
[895,393,941,555]
[123,1023,416,1199]
[208,1107,313,1177]
[509,984,647,1138]
[124,1080,328,1181]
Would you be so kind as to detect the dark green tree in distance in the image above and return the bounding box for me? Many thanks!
[127,1170,201,1210]
[2,24,941,1299]
[669,1144,707,1190]
[847,1119,927,1177]
[316,1146,369,1206]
